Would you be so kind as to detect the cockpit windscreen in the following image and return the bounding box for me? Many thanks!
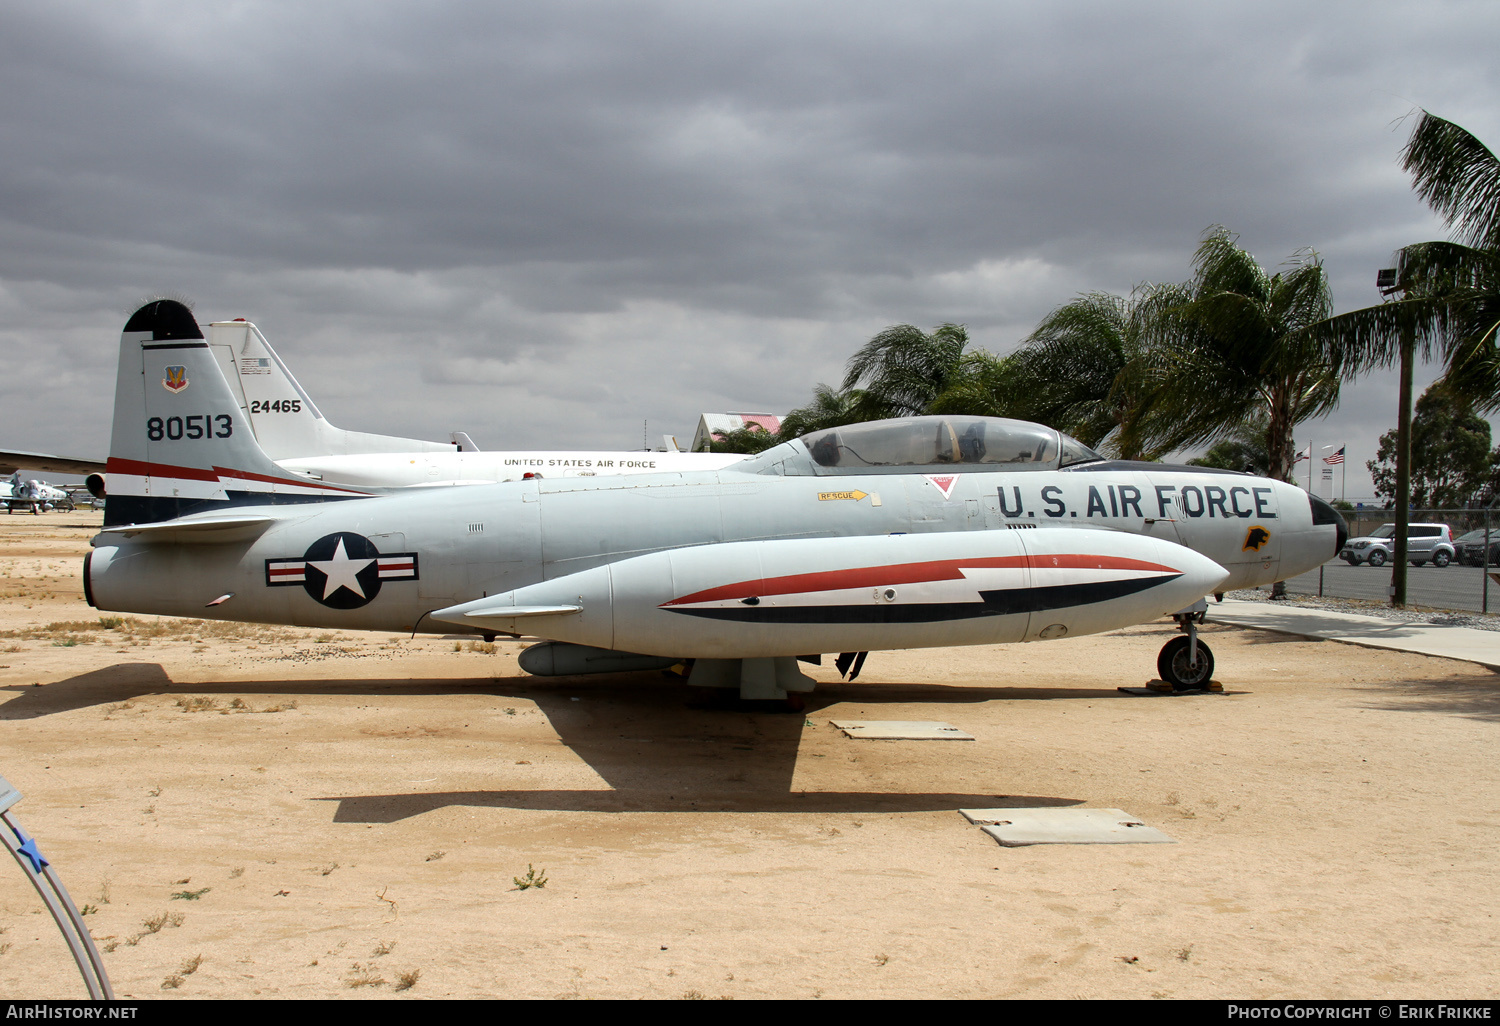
[799,416,1101,471]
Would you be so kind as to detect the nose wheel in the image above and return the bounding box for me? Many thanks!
[1158,635,1214,690]
[1158,605,1215,691]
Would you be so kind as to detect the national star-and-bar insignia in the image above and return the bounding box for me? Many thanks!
[266,532,419,609]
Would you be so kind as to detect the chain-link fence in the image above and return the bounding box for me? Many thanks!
[1278,507,1500,614]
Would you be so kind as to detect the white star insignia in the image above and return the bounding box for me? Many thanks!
[306,538,375,600]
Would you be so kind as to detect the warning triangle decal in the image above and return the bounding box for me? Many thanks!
[924,474,959,499]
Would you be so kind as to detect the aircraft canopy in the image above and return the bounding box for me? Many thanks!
[794,416,1102,473]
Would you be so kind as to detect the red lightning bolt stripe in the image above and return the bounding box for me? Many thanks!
[663,554,1178,606]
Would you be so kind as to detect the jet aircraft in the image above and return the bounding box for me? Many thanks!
[83,300,1346,700]
[3,473,75,513]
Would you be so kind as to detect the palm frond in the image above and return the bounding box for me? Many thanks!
[779,383,871,438]
[1402,110,1500,250]
[1191,227,1271,302]
[1300,232,1497,417]
[839,322,971,417]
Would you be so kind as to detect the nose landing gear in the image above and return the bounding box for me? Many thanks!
[1158,601,1215,691]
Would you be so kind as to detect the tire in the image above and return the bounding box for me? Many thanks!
[1411,560,1426,568]
[1343,556,1359,566]
[1158,636,1215,691]
[1367,549,1387,567]
[1432,551,1451,568]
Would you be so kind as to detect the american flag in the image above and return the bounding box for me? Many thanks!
[1323,446,1345,465]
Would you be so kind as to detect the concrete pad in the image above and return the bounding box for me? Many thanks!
[1212,598,1500,672]
[959,807,1175,846]
[829,720,975,740]
[0,775,18,815]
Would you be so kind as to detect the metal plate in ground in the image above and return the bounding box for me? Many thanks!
[959,807,1175,846]
[829,720,975,740]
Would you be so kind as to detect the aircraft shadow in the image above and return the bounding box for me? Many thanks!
[320,679,1080,819]
[5,663,1086,819]
[1354,677,1500,723]
[1232,630,1319,647]
[0,663,1135,720]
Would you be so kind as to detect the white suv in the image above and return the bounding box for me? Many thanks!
[1340,523,1455,567]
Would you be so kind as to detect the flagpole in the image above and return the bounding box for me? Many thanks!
[1319,444,1347,501]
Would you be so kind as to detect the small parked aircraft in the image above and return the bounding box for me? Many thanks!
[2,473,74,513]
[84,300,1345,698]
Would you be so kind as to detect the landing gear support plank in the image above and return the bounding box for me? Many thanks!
[959,807,1175,846]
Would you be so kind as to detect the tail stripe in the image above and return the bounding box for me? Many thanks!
[107,457,219,483]
[106,457,371,496]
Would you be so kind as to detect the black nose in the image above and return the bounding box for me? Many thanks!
[1308,493,1347,555]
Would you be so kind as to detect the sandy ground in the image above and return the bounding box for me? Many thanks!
[1,512,1498,1000]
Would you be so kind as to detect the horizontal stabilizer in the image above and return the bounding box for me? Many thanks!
[107,513,276,543]
[0,449,108,476]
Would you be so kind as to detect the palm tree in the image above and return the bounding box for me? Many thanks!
[777,323,1002,441]
[1184,409,1272,475]
[997,289,1164,458]
[1313,112,1500,605]
[777,383,869,439]
[707,424,784,454]
[1139,227,1340,483]
[925,350,1024,420]
[840,322,973,420]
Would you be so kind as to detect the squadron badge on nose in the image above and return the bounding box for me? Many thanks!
[1243,526,1271,552]
[265,532,419,609]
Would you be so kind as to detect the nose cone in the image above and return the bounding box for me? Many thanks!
[1308,493,1348,556]
[1151,538,1231,611]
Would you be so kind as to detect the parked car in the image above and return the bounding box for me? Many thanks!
[1454,528,1500,567]
[1340,523,1455,567]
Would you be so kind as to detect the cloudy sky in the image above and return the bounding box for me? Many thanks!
[2,0,1497,500]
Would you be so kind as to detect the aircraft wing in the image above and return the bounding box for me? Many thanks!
[0,449,107,476]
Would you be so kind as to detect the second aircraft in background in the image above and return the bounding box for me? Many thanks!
[207,317,746,487]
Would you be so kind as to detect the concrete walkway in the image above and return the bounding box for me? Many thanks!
[1210,598,1500,672]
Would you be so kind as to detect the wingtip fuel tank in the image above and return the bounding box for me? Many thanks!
[432,529,1229,660]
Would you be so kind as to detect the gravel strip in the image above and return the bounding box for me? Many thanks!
[1223,589,1500,632]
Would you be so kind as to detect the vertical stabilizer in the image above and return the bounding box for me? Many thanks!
[105,301,373,527]
[208,320,458,460]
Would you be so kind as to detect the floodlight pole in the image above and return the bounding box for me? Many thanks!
[1377,266,1413,610]
[0,773,113,1000]
[1484,508,1491,615]
[1392,322,1414,609]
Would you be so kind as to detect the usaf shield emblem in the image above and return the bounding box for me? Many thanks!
[162,365,189,393]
